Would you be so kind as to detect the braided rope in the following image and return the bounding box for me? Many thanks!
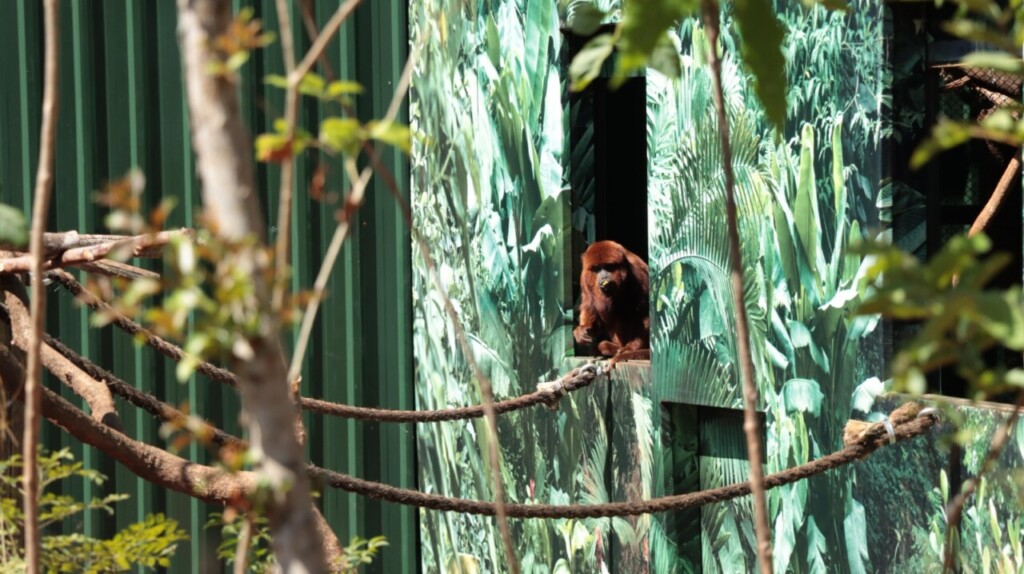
[312,415,938,518]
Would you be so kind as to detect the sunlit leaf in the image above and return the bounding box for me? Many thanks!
[568,33,614,91]
[367,120,412,154]
[961,51,1024,74]
[319,117,363,155]
[0,203,28,248]
[326,80,365,98]
[263,74,290,88]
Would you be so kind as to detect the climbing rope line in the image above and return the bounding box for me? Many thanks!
[48,269,607,423]
[38,268,944,520]
[302,363,607,422]
[311,414,939,519]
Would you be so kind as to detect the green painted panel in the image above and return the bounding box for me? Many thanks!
[0,2,414,572]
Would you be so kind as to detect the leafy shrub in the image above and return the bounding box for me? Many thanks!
[0,448,187,573]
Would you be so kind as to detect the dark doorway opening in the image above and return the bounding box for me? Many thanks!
[564,29,650,357]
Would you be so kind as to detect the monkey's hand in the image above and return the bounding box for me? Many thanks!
[573,325,594,345]
[597,341,621,357]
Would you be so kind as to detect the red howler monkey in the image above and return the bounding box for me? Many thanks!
[573,240,650,358]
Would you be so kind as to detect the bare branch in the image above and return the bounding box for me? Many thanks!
[969,152,1021,237]
[271,0,299,314]
[77,260,161,281]
[4,283,122,431]
[702,2,773,572]
[294,0,362,80]
[24,0,61,568]
[0,229,193,274]
[0,339,251,506]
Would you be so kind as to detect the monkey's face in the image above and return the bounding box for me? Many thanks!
[590,261,626,296]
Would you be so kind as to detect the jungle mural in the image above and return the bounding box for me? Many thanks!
[645,1,888,571]
[410,0,1024,572]
[409,0,612,571]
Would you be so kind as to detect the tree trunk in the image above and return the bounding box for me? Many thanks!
[175,1,326,571]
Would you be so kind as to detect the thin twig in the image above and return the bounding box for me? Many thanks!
[271,0,298,313]
[234,516,253,574]
[294,0,362,79]
[24,0,60,569]
[298,0,337,80]
[286,45,416,382]
[943,390,1024,572]
[702,2,773,572]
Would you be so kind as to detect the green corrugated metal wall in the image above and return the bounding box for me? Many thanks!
[0,1,415,572]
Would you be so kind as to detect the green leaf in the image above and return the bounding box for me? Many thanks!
[297,72,327,97]
[613,0,698,85]
[733,0,787,133]
[0,203,28,248]
[326,80,365,98]
[569,33,614,91]
[254,132,293,163]
[367,120,412,154]
[782,378,824,416]
[961,51,1024,75]
[263,74,290,88]
[225,51,249,72]
[794,123,823,295]
[319,117,363,156]
[912,119,983,168]
[844,497,869,574]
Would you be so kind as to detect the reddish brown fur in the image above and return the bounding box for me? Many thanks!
[573,240,650,358]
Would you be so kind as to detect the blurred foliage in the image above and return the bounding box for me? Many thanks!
[0,448,187,573]
[0,202,28,249]
[206,7,276,79]
[206,511,387,574]
[856,233,1024,400]
[562,0,855,134]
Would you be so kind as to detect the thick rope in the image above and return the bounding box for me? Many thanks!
[312,415,938,518]
[48,269,606,423]
[25,298,939,520]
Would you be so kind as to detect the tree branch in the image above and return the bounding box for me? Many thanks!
[969,152,1021,237]
[0,229,192,274]
[24,0,60,568]
[294,0,362,80]
[702,2,773,572]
